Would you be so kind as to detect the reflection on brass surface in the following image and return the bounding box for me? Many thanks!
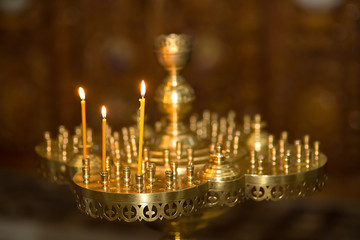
[36,34,328,240]
[153,34,198,151]
[73,171,208,222]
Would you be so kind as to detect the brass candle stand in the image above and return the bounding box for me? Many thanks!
[36,33,327,240]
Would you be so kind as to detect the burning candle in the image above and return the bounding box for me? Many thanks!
[102,106,107,172]
[138,80,146,175]
[78,87,87,161]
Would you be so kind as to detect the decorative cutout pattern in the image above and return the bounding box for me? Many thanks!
[206,186,244,207]
[76,193,207,222]
[245,174,327,201]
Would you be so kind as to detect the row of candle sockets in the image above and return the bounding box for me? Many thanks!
[190,111,262,139]
[43,125,100,159]
[190,111,322,165]
[94,143,197,192]
[104,142,197,191]
[42,108,244,162]
[42,108,251,168]
[43,130,321,193]
[190,112,268,154]
[190,110,239,141]
[43,124,193,162]
[43,125,197,192]
[42,114,321,189]
[189,110,322,175]
[43,123,319,160]
[97,135,329,192]
[116,109,247,161]
[43,115,321,170]
[249,133,321,175]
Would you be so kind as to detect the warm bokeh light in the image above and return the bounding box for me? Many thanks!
[141,80,146,97]
[79,87,85,100]
[171,92,178,103]
[101,106,107,119]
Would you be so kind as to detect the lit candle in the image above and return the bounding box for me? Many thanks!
[138,80,146,175]
[101,106,107,172]
[78,87,87,161]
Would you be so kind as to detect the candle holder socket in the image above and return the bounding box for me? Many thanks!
[135,173,144,192]
[100,171,109,190]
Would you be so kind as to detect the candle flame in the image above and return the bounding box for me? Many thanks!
[79,87,85,100]
[101,106,107,119]
[141,80,146,97]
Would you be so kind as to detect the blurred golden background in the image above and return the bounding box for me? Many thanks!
[0,0,360,239]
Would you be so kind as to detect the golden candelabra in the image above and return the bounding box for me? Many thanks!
[35,34,327,240]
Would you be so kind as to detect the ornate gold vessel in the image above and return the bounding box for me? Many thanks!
[36,33,327,240]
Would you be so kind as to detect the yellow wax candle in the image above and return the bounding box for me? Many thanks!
[101,106,107,172]
[138,80,146,175]
[78,87,87,161]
